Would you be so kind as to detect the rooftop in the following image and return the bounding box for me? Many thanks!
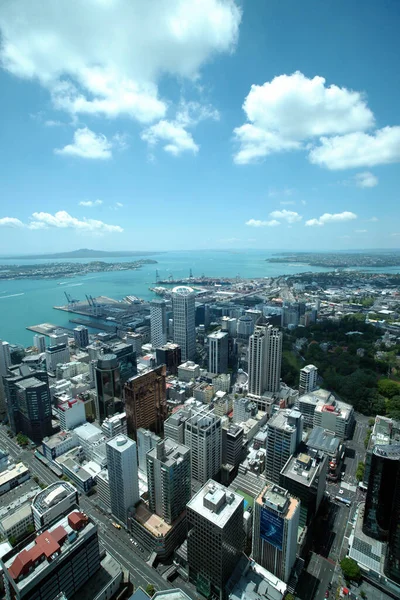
[0,503,32,531]
[187,480,243,529]
[134,502,171,537]
[74,422,103,442]
[0,463,29,489]
[106,434,135,453]
[208,330,228,340]
[148,439,190,467]
[256,482,299,521]
[32,482,77,515]
[306,426,341,455]
[348,503,385,575]
[43,430,76,449]
[280,452,321,488]
[228,556,286,600]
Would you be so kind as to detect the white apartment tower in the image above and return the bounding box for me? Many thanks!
[208,330,229,374]
[172,286,196,362]
[184,407,222,484]
[248,325,283,396]
[106,435,139,526]
[265,409,303,484]
[33,334,46,353]
[150,299,167,349]
[299,364,318,395]
[252,482,300,583]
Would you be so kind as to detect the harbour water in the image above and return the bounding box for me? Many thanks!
[0,249,399,347]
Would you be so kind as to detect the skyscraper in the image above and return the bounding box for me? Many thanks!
[252,482,300,583]
[208,330,229,374]
[265,409,303,484]
[184,406,222,484]
[299,364,318,395]
[147,438,191,524]
[156,343,182,375]
[248,325,282,396]
[106,435,139,526]
[33,334,46,353]
[187,480,244,600]
[172,286,196,362]
[73,325,89,348]
[94,354,121,423]
[0,339,11,416]
[150,299,167,349]
[124,365,167,440]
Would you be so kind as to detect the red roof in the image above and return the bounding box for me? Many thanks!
[8,526,67,580]
[68,511,88,531]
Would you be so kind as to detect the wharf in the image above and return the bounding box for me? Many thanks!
[69,318,117,333]
[26,323,72,337]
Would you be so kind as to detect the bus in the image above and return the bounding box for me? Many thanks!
[336,496,351,507]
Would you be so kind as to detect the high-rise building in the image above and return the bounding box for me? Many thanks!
[232,396,257,425]
[248,325,282,396]
[184,406,222,484]
[94,353,121,423]
[156,343,182,375]
[33,335,46,353]
[187,480,244,600]
[222,424,243,470]
[110,342,137,384]
[106,435,139,526]
[137,427,161,474]
[57,399,86,431]
[147,438,191,524]
[164,410,189,444]
[73,325,89,348]
[208,330,229,374]
[150,299,167,349]
[252,482,300,583]
[265,409,303,484]
[0,339,12,416]
[101,412,127,439]
[45,343,70,373]
[124,365,167,440]
[4,370,52,443]
[236,315,254,339]
[172,286,196,362]
[299,364,318,395]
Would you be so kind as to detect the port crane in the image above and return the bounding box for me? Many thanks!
[64,292,78,309]
[85,294,100,317]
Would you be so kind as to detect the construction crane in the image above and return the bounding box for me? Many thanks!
[64,292,78,308]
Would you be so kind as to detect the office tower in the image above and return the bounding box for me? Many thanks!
[156,343,182,375]
[208,330,229,374]
[164,410,189,444]
[187,480,244,600]
[106,435,139,526]
[49,330,69,346]
[299,364,318,395]
[281,302,300,328]
[147,438,191,524]
[1,511,101,600]
[150,299,167,349]
[94,353,121,423]
[0,339,12,416]
[137,427,161,473]
[184,407,222,484]
[4,370,52,443]
[45,343,70,373]
[172,286,196,362]
[245,309,262,325]
[265,409,303,484]
[266,326,282,393]
[280,451,328,527]
[57,399,86,431]
[33,335,46,353]
[252,482,300,583]
[248,325,282,396]
[73,325,89,348]
[124,365,167,440]
[232,396,257,425]
[101,412,127,439]
[31,482,79,531]
[222,424,243,469]
[236,315,254,339]
[110,342,137,384]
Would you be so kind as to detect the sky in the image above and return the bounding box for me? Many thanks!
[0,0,399,254]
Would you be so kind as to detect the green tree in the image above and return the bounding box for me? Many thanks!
[26,524,35,535]
[9,536,17,547]
[340,557,361,581]
[356,462,365,482]
[145,584,155,597]
[360,591,366,599]
[378,379,400,399]
[16,433,29,447]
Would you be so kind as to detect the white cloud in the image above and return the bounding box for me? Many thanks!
[280,200,295,205]
[309,127,400,169]
[354,171,378,188]
[268,187,294,198]
[355,229,367,233]
[269,209,302,223]
[233,71,374,164]
[79,200,103,207]
[245,219,280,227]
[0,217,24,228]
[0,0,241,125]
[55,127,113,159]
[30,211,123,233]
[141,120,199,156]
[305,211,357,226]
[367,216,378,222]
[115,202,123,208]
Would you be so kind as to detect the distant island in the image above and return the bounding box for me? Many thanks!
[0,248,160,260]
[0,259,158,281]
[266,251,400,269]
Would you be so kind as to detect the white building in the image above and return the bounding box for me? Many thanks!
[208,330,229,374]
[33,335,46,353]
[265,409,303,484]
[46,343,70,373]
[184,407,222,484]
[57,399,86,431]
[101,412,127,439]
[312,390,355,440]
[233,396,257,425]
[178,361,200,382]
[252,482,300,583]
[31,481,79,531]
[172,286,196,362]
[106,435,139,526]
[137,428,161,474]
[248,325,282,396]
[150,299,167,349]
[49,331,69,346]
[74,422,107,467]
[96,469,111,512]
[221,317,237,336]
[56,360,89,381]
[299,364,318,395]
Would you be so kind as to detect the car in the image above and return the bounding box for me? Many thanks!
[325,592,329,598]
[339,489,344,495]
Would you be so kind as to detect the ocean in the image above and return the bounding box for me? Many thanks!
[0,249,399,347]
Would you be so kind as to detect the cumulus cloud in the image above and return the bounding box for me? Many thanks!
[309,127,400,169]
[55,128,114,159]
[79,200,103,207]
[233,71,374,164]
[354,172,378,188]
[115,202,123,208]
[305,211,357,226]
[245,219,280,227]
[141,120,199,156]
[269,209,302,223]
[0,0,240,127]
[0,211,123,233]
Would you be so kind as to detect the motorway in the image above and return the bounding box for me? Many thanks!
[0,427,199,600]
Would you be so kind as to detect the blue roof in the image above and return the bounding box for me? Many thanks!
[128,589,150,600]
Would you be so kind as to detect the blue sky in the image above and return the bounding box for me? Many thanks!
[0,0,399,254]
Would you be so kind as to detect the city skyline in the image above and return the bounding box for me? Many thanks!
[0,0,399,253]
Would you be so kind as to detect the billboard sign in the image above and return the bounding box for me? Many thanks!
[260,507,284,551]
